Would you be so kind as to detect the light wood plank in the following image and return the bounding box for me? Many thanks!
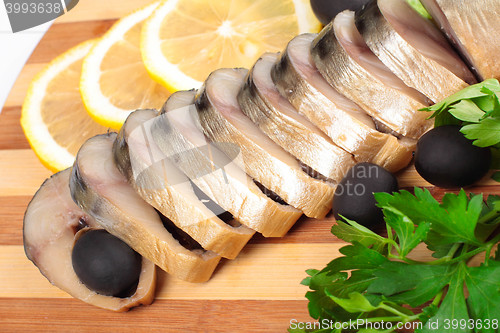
[1,243,443,301]
[0,208,338,246]
[0,150,51,196]
[0,244,341,300]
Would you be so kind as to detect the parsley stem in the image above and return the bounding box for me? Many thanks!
[431,290,443,306]
[484,243,493,265]
[391,246,485,266]
[379,304,416,320]
[445,243,462,260]
[478,209,500,224]
[444,247,484,265]
[386,222,394,256]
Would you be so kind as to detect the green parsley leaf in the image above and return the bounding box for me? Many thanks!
[420,79,500,154]
[418,264,470,333]
[461,117,500,147]
[465,261,500,324]
[301,189,500,332]
[331,219,388,250]
[368,262,455,307]
[422,79,500,118]
[448,99,485,123]
[326,292,378,313]
[383,207,430,257]
[406,0,432,19]
[377,189,482,246]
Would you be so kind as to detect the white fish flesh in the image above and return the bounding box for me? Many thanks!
[113,109,255,259]
[271,33,415,172]
[194,68,336,218]
[70,133,221,283]
[238,52,356,182]
[356,0,474,102]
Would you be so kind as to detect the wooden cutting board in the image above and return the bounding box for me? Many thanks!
[1,1,498,331]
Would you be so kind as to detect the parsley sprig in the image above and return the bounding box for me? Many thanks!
[421,79,500,180]
[293,189,500,333]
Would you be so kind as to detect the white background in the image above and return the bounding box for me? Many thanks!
[0,3,53,112]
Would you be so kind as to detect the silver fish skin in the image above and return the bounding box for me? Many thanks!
[420,0,500,81]
[356,0,474,103]
[311,11,432,139]
[113,109,255,260]
[238,52,356,182]
[151,91,303,237]
[195,68,336,218]
[70,133,221,283]
[271,33,414,172]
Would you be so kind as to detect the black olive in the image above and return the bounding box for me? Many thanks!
[310,0,370,25]
[332,163,398,230]
[72,229,142,297]
[415,125,491,188]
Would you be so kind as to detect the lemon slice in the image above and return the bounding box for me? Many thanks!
[21,40,109,172]
[141,0,322,92]
[80,2,171,130]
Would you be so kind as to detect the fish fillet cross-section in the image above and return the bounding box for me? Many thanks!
[356,0,474,103]
[113,109,255,259]
[238,52,356,182]
[271,33,414,172]
[420,0,500,81]
[194,68,336,218]
[152,90,302,237]
[70,133,221,283]
[23,168,156,311]
[312,11,432,139]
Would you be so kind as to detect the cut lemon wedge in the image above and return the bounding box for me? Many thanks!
[141,0,322,92]
[21,40,109,172]
[80,1,171,130]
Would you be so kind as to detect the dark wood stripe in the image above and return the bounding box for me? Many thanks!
[0,196,31,245]
[0,298,310,332]
[28,20,117,64]
[0,107,30,150]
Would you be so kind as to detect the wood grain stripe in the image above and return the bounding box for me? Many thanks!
[0,196,30,246]
[0,244,341,300]
[2,150,497,197]
[0,107,30,150]
[1,207,337,246]
[0,298,309,332]
[0,150,51,196]
[27,21,115,64]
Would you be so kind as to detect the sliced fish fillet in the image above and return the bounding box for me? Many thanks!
[195,68,336,218]
[271,33,414,172]
[356,0,474,102]
[420,0,500,80]
[238,52,356,182]
[24,169,156,312]
[113,109,254,259]
[152,90,302,237]
[70,133,221,283]
[312,11,432,139]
